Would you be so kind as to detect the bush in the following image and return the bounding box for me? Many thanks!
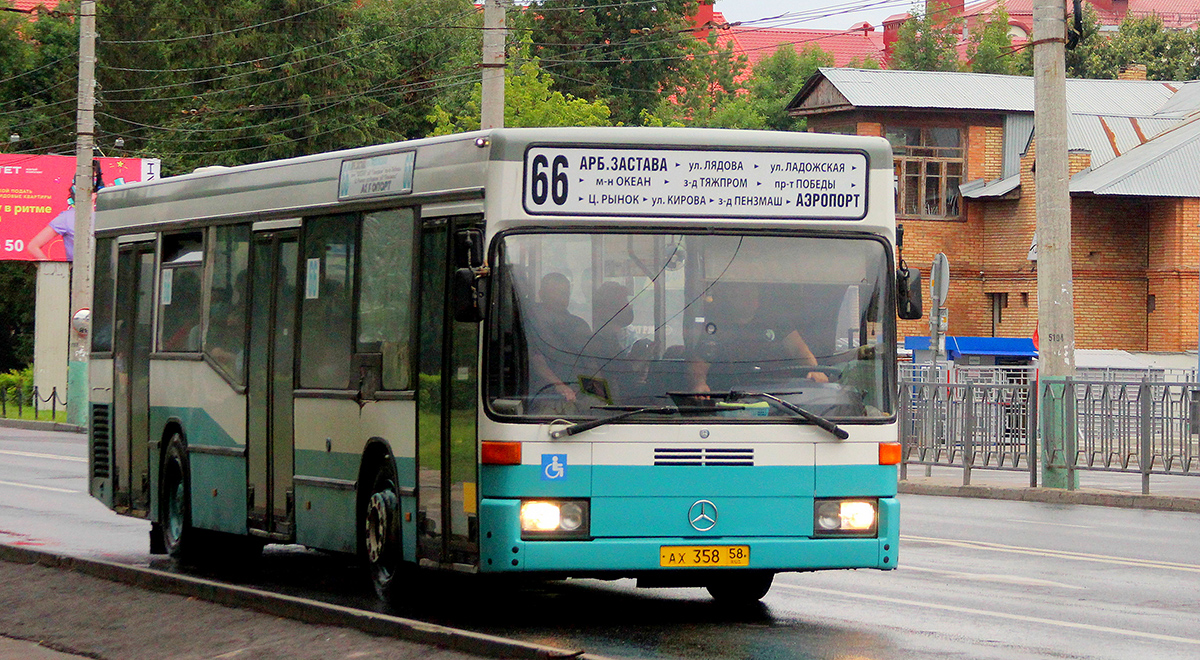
[0,366,33,409]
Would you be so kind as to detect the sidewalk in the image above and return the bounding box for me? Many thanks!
[900,464,1200,512]
[0,544,596,660]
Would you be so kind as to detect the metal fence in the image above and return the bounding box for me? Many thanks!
[899,365,1200,494]
[0,385,66,421]
[900,375,1038,486]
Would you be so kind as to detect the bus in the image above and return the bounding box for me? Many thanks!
[87,127,921,603]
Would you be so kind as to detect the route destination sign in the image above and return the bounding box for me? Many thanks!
[523,146,868,219]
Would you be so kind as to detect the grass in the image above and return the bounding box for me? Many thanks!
[0,404,69,424]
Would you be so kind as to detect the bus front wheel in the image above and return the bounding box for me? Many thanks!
[364,459,404,600]
[706,571,774,604]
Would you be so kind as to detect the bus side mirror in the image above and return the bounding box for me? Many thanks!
[897,267,923,320]
[453,267,485,323]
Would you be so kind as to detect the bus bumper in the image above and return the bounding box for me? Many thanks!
[479,496,898,574]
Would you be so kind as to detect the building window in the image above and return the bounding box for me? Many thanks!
[887,127,963,220]
[990,292,1008,328]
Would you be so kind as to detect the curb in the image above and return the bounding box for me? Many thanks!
[0,418,85,434]
[899,481,1200,513]
[0,544,613,660]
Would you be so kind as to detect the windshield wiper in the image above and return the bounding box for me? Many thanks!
[549,404,742,439]
[668,390,849,440]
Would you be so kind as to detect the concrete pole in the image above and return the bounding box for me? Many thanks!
[481,0,505,130]
[67,0,97,427]
[1033,0,1077,488]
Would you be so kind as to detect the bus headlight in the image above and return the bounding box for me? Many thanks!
[520,499,590,539]
[813,499,877,536]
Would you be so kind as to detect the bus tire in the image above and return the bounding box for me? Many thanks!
[363,458,405,601]
[706,571,774,603]
[160,434,197,560]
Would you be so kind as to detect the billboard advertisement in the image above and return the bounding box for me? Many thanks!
[0,154,160,262]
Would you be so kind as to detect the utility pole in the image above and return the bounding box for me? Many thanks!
[67,0,97,426]
[1032,0,1077,488]
[481,0,505,129]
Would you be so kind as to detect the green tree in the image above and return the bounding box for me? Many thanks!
[642,30,751,128]
[0,262,35,372]
[1097,15,1195,80]
[515,0,697,126]
[95,0,479,173]
[888,1,963,72]
[427,36,612,134]
[740,43,834,131]
[1,3,79,154]
[1014,8,1199,80]
[966,2,1015,74]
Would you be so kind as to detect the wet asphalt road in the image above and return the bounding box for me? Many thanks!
[4,425,1200,660]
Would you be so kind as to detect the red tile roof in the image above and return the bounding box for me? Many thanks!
[709,11,885,69]
[11,1,60,12]
[964,0,1200,29]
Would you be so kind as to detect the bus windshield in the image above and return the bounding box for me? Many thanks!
[486,232,895,422]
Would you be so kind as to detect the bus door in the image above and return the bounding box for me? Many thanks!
[112,241,155,516]
[246,230,298,538]
[415,216,480,567]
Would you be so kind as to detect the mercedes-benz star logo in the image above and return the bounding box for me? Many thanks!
[688,499,718,532]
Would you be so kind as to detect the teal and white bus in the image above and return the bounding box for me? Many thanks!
[87,128,921,603]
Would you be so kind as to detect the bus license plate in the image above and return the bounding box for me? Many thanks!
[660,545,750,567]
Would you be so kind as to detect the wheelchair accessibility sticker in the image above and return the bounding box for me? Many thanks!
[542,454,567,481]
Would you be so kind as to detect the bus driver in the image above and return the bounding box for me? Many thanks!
[688,280,828,394]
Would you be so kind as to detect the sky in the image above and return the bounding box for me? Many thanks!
[713,0,920,31]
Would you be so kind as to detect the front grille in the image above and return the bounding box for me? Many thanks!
[654,447,754,466]
[91,404,111,479]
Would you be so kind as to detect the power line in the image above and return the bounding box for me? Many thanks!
[102,0,350,44]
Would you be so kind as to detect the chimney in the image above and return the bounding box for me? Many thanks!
[691,0,715,37]
[1118,64,1147,80]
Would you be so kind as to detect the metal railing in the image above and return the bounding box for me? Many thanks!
[900,377,1038,486]
[0,385,66,421]
[1043,378,1200,494]
[899,365,1200,495]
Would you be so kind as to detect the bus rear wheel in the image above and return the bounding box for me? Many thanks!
[160,435,195,559]
[364,460,404,600]
[706,571,774,604]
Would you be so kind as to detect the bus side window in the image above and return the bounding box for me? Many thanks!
[159,232,204,353]
[204,224,250,382]
[92,237,116,353]
[358,208,415,390]
[299,214,357,389]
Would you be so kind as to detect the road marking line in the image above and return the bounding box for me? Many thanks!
[775,583,1200,646]
[900,565,1083,589]
[903,535,1200,572]
[0,449,86,463]
[0,479,78,494]
[1005,518,1093,529]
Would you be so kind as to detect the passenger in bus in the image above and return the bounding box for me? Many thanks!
[588,281,635,363]
[162,270,202,352]
[687,281,828,394]
[583,281,637,400]
[528,272,591,404]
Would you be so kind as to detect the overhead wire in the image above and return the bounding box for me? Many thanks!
[102,0,350,44]
[12,1,916,159]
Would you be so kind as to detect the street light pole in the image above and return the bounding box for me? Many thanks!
[1033,0,1077,488]
[481,0,505,130]
[67,0,97,426]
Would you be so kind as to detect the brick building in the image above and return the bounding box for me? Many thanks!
[788,67,1200,353]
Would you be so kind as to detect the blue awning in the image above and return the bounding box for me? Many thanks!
[904,336,1038,360]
